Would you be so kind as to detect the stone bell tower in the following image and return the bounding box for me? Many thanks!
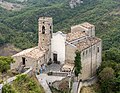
[38,17,53,50]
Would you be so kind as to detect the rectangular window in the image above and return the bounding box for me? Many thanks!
[22,57,26,65]
[97,47,99,53]
[82,51,85,60]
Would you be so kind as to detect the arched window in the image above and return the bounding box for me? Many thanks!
[42,26,45,34]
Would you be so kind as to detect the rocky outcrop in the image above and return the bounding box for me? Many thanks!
[69,0,83,8]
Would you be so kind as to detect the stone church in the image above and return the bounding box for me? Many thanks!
[11,17,102,80]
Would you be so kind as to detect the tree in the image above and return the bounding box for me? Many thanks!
[113,72,120,92]
[74,50,82,77]
[0,56,15,73]
[104,48,120,63]
[98,67,115,93]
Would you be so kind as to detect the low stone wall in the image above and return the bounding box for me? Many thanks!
[48,71,69,77]
[77,82,82,93]
[0,67,33,93]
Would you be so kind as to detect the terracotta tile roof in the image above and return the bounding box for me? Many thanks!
[75,37,101,51]
[24,47,45,59]
[62,63,74,72]
[13,46,45,59]
[80,22,94,29]
[66,31,86,42]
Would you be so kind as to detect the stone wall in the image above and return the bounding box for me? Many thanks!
[11,55,45,72]
[38,17,53,50]
[65,40,102,80]
[65,43,77,64]
[80,41,102,80]
[71,25,95,37]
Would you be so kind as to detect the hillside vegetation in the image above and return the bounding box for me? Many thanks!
[2,74,45,93]
[0,0,120,93]
[0,0,120,50]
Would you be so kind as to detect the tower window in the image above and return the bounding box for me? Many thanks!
[50,26,52,38]
[50,26,52,34]
[86,50,88,55]
[97,47,99,53]
[50,26,52,29]
[83,31,85,33]
[42,26,45,34]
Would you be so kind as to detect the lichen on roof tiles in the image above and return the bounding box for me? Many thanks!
[75,37,101,51]
[13,46,45,59]
[80,22,94,29]
[66,31,86,42]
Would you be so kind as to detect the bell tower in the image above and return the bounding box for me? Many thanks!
[38,17,53,50]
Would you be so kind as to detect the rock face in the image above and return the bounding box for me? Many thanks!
[0,0,24,11]
[52,77,69,92]
[0,44,21,56]
[16,0,28,2]
[69,0,83,8]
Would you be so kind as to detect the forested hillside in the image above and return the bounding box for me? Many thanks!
[0,0,120,50]
[0,0,120,93]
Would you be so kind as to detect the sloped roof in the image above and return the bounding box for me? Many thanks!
[66,31,86,42]
[80,22,94,29]
[75,37,101,51]
[12,46,45,59]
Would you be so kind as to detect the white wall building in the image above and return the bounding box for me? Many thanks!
[51,31,66,64]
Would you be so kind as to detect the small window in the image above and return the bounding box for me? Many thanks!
[97,47,99,53]
[42,26,45,34]
[22,57,25,65]
[83,51,85,57]
[83,52,85,55]
[83,31,85,33]
[86,50,88,55]
[50,26,52,37]
[50,26,52,29]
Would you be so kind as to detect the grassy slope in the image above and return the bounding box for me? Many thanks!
[0,0,120,50]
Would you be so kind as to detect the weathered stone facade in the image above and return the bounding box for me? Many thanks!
[65,22,102,80]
